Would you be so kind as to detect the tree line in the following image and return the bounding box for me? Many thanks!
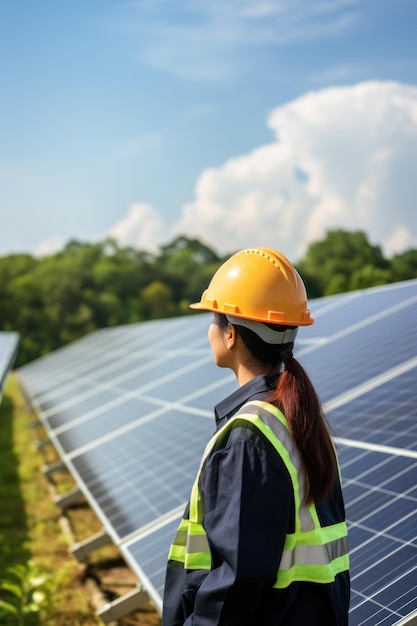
[1,230,416,367]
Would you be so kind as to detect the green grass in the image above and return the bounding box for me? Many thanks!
[0,374,161,626]
[0,374,100,625]
[0,386,32,572]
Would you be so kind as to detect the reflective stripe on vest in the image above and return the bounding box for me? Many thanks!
[168,400,349,588]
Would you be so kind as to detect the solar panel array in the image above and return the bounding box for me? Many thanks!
[0,331,20,403]
[17,279,417,625]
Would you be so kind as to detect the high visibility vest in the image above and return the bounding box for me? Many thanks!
[168,400,349,589]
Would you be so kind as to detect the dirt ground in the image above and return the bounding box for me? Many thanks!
[49,470,162,626]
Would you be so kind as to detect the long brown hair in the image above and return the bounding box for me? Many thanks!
[268,356,337,504]
[217,313,337,504]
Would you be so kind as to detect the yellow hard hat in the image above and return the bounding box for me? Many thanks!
[190,247,314,326]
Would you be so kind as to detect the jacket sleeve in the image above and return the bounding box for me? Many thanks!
[184,425,293,625]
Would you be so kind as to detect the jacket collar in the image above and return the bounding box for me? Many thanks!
[214,373,279,430]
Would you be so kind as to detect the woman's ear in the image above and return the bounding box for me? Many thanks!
[226,323,237,349]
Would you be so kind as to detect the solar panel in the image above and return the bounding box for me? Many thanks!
[339,445,417,625]
[330,363,417,451]
[0,331,19,403]
[69,408,213,537]
[17,278,417,624]
[298,283,417,401]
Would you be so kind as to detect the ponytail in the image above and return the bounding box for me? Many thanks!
[267,357,337,504]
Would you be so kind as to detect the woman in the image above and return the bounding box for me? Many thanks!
[162,247,350,625]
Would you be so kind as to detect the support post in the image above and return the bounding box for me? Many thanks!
[96,585,149,623]
[69,528,112,561]
[42,459,67,477]
[53,487,84,509]
[36,438,51,450]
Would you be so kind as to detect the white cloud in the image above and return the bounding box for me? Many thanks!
[105,81,417,261]
[34,235,65,258]
[132,0,361,81]
[173,81,417,260]
[383,226,417,257]
[107,203,165,252]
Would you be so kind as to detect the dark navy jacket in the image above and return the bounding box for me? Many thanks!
[162,374,350,625]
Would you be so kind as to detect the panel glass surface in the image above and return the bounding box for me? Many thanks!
[46,389,124,430]
[330,365,417,451]
[304,279,417,339]
[298,297,417,402]
[56,397,160,452]
[124,516,182,605]
[338,445,417,626]
[19,315,207,397]
[71,408,213,538]
[38,352,211,421]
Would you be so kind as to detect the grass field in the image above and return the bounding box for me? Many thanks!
[0,373,161,626]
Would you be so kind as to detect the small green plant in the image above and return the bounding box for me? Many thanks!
[0,560,54,626]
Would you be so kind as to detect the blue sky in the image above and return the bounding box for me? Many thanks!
[1,0,417,261]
